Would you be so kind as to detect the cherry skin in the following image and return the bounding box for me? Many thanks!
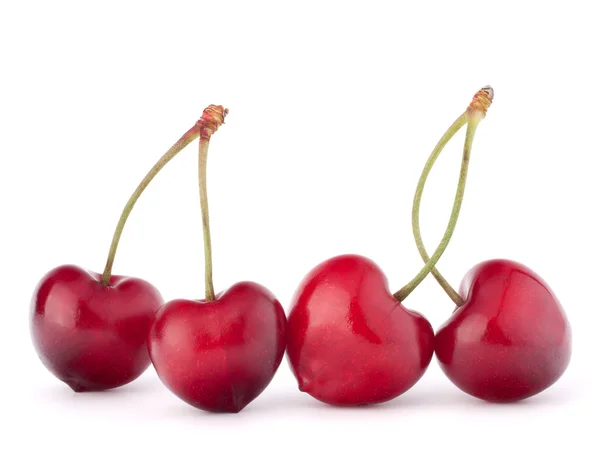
[287,254,435,406]
[148,281,287,413]
[30,264,163,391]
[435,259,571,402]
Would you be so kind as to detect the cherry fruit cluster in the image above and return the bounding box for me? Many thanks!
[30,87,571,412]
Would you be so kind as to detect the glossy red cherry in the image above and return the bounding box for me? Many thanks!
[30,120,210,391]
[435,259,572,402]
[286,88,495,406]
[148,282,286,413]
[403,88,570,401]
[31,264,162,391]
[287,254,435,406]
[147,105,286,412]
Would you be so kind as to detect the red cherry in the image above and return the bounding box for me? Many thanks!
[286,88,496,406]
[287,254,435,406]
[146,106,285,412]
[435,259,572,402]
[401,88,571,401]
[148,282,286,413]
[30,117,207,391]
[31,264,162,391]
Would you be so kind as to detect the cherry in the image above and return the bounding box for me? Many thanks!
[410,87,571,401]
[31,266,162,391]
[31,117,208,391]
[286,88,494,406]
[435,259,571,402]
[287,254,434,405]
[149,284,286,413]
[148,106,287,413]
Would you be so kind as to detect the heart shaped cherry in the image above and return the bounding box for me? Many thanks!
[410,87,571,401]
[149,283,286,412]
[31,266,162,391]
[287,254,434,405]
[148,106,287,413]
[31,118,206,391]
[286,88,493,406]
[435,259,571,402]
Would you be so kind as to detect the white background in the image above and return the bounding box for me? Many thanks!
[1,1,598,454]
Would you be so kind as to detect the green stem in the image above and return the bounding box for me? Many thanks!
[100,125,200,286]
[393,114,480,302]
[198,137,215,301]
[410,113,467,306]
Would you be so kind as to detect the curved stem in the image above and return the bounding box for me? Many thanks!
[411,113,467,306]
[199,137,215,301]
[100,125,200,285]
[393,115,480,302]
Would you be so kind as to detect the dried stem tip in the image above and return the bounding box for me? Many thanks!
[468,86,494,117]
[198,105,229,138]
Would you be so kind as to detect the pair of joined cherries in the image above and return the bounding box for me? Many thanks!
[30,87,571,412]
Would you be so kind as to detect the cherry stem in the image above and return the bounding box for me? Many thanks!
[196,105,228,302]
[409,113,468,306]
[100,125,200,286]
[393,86,493,303]
[198,138,215,301]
